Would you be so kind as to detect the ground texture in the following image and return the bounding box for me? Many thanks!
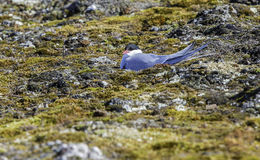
[0,0,259,159]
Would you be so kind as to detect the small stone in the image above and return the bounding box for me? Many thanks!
[93,110,107,117]
[206,104,218,110]
[86,4,97,13]
[250,8,258,14]
[89,146,104,160]
[150,26,159,32]
[20,41,35,48]
[12,0,41,5]
[15,21,23,26]
[38,103,49,109]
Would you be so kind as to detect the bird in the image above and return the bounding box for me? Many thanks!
[120,43,208,71]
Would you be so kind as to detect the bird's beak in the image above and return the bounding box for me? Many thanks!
[123,50,129,54]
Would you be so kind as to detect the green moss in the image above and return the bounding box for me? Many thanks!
[78,67,97,74]
[0,1,259,159]
[43,19,65,27]
[162,0,221,8]
[0,15,11,23]
[56,25,84,36]
[114,71,136,84]
[0,73,14,94]
[0,147,7,154]
[255,68,260,73]
[165,109,201,121]
[201,112,223,121]
[35,48,60,56]
[0,116,41,139]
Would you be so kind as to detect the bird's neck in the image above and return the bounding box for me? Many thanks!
[127,49,142,56]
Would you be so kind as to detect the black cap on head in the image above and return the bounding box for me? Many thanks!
[125,44,139,51]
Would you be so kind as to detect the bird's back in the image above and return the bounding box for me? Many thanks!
[121,53,166,71]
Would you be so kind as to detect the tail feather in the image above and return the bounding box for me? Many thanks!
[161,42,195,64]
[173,42,195,57]
[163,43,208,65]
[187,43,208,56]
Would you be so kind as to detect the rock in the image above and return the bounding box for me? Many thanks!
[105,98,147,112]
[80,73,100,80]
[248,46,260,64]
[71,92,93,99]
[37,103,49,109]
[20,41,35,48]
[86,4,98,13]
[2,20,13,27]
[64,1,82,17]
[15,21,23,26]
[12,0,40,5]
[204,24,240,35]
[167,26,197,41]
[89,56,117,66]
[53,143,106,160]
[250,7,258,14]
[97,81,109,88]
[191,5,237,25]
[206,104,218,110]
[230,0,260,5]
[231,87,260,110]
[27,70,71,94]
[150,26,159,32]
[93,110,107,117]
[89,147,105,160]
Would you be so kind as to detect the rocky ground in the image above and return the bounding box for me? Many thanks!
[0,0,259,159]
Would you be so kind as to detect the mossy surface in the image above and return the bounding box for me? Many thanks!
[0,0,259,159]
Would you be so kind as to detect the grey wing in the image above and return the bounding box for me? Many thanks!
[125,54,165,71]
[163,43,208,65]
[161,43,195,63]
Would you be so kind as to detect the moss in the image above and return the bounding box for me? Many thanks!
[113,71,136,84]
[0,73,14,94]
[152,140,184,150]
[0,1,259,159]
[0,116,41,139]
[43,19,65,27]
[35,48,60,56]
[78,67,97,74]
[162,0,221,8]
[0,15,11,23]
[201,112,224,121]
[165,108,201,121]
[255,68,260,73]
[0,147,7,154]
[56,24,84,36]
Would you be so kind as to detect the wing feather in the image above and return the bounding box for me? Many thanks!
[163,43,208,65]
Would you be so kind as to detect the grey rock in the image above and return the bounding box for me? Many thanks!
[64,1,82,17]
[53,142,107,160]
[230,0,260,5]
[12,0,41,5]
[105,98,147,112]
[20,41,35,48]
[150,26,159,32]
[191,5,237,25]
[89,56,117,66]
[86,4,98,13]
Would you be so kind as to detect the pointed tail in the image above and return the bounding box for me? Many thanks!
[163,43,208,65]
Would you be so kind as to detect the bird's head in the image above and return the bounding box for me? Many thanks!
[123,44,142,56]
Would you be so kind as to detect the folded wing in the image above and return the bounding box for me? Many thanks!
[163,43,208,65]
